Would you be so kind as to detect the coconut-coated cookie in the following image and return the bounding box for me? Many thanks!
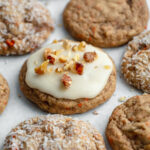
[0,0,53,56]
[106,95,150,150]
[4,115,106,150]
[121,31,150,93]
[19,40,116,114]
[63,0,149,48]
[0,74,9,114]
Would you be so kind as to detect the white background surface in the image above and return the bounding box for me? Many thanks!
[0,0,150,149]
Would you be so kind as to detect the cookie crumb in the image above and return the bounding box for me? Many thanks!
[78,41,86,51]
[63,40,71,50]
[93,111,99,115]
[83,52,97,63]
[55,67,64,73]
[119,96,126,102]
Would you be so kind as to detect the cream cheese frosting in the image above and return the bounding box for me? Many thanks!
[25,40,113,100]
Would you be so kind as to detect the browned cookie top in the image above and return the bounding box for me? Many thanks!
[121,31,150,93]
[4,115,106,150]
[0,0,53,56]
[63,0,149,48]
[0,74,9,114]
[106,95,150,150]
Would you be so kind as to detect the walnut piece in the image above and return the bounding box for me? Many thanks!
[47,55,55,64]
[75,62,84,75]
[35,61,49,75]
[78,41,86,51]
[59,56,68,63]
[83,52,97,63]
[43,48,52,60]
[55,68,64,73]
[63,40,71,50]
[62,74,72,88]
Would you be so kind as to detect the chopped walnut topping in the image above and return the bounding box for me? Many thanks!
[70,63,77,74]
[52,40,58,43]
[75,62,84,75]
[64,63,70,71]
[55,68,64,73]
[63,40,71,50]
[35,61,48,75]
[62,74,72,88]
[47,55,55,64]
[64,61,74,71]
[72,42,86,52]
[73,54,80,61]
[72,45,78,52]
[78,41,86,51]
[43,48,52,60]
[104,65,111,70]
[53,49,63,56]
[59,56,68,63]
[83,52,97,63]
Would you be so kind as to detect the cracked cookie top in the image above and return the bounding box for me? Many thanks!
[63,0,149,47]
[106,95,150,150]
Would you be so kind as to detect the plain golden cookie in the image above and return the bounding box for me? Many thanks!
[63,0,149,48]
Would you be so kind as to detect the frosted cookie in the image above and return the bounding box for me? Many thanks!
[19,40,116,114]
[121,31,150,93]
[0,74,9,114]
[106,95,150,150]
[4,115,106,150]
[0,0,53,56]
[63,0,149,48]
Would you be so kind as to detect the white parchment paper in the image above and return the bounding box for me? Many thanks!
[0,0,150,149]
